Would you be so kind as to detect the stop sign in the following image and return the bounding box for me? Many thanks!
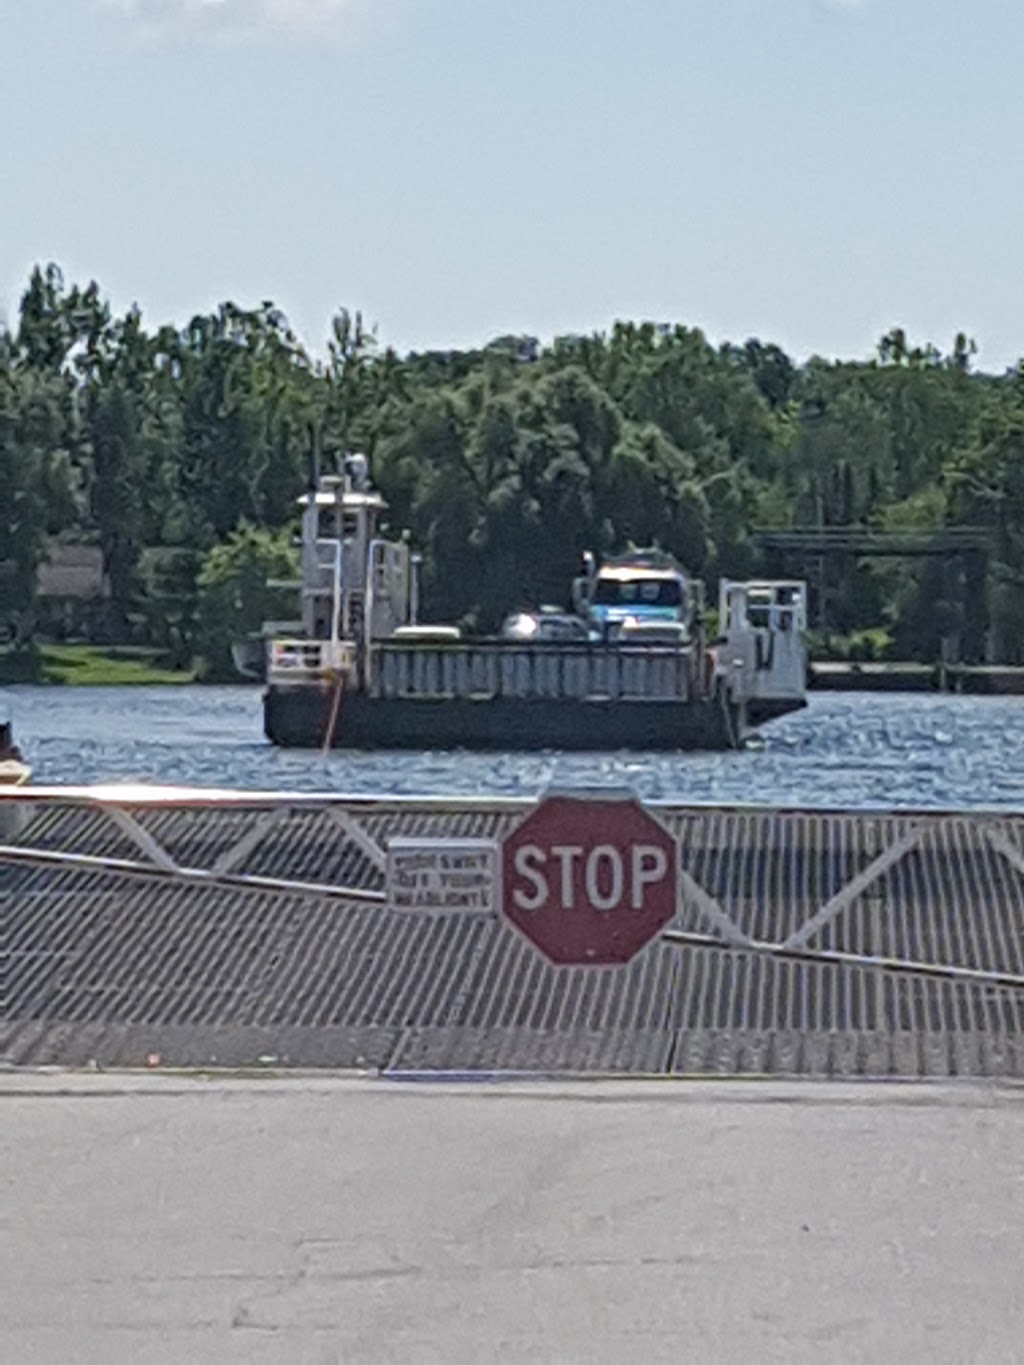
[502,793,678,966]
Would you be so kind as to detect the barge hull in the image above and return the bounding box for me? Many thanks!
[263,686,769,751]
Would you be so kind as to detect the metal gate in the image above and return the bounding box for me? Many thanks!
[2,786,1023,1077]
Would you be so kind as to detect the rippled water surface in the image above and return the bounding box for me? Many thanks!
[5,684,1024,810]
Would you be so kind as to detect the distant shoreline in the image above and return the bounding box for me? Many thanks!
[5,644,1024,696]
[0,644,199,687]
[809,661,1024,695]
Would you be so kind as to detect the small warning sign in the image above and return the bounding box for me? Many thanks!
[386,837,497,915]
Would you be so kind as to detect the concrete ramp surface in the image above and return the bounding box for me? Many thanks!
[1,1075,1022,1363]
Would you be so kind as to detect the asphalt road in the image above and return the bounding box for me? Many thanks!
[2,1073,1022,1363]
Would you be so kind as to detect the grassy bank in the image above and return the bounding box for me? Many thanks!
[0,645,197,685]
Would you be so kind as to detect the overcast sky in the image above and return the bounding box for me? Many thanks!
[3,0,1023,370]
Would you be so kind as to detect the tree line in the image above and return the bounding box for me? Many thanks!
[3,262,1024,677]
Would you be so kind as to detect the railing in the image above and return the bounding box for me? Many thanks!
[268,638,355,683]
[3,786,1024,977]
[754,528,990,556]
[372,640,696,702]
[720,579,808,635]
[3,787,1024,1074]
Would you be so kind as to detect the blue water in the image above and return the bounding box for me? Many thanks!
[4,684,1024,810]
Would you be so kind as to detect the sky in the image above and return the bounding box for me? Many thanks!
[3,0,1024,371]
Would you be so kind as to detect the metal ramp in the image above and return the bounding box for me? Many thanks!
[2,788,1023,1077]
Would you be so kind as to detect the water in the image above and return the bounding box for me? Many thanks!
[4,684,1024,810]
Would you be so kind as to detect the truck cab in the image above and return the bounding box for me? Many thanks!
[575,551,696,644]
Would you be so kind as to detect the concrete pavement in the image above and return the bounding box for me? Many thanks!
[2,1073,1023,1363]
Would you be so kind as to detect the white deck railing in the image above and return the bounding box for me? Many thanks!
[372,641,696,702]
[268,638,356,683]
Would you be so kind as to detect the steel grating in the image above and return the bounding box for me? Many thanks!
[2,794,1024,1077]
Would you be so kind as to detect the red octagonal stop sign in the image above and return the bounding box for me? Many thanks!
[502,793,678,966]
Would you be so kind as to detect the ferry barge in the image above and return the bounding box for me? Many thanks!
[262,457,808,751]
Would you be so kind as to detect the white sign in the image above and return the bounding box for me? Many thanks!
[386,837,497,915]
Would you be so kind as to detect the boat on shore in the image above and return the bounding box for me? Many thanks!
[0,721,30,786]
[0,759,30,785]
[260,456,809,751]
[0,721,31,840]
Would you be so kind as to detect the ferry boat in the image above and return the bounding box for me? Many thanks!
[262,456,808,750]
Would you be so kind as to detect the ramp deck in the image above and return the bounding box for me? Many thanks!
[2,791,1023,1078]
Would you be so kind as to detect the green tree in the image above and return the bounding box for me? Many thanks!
[0,335,77,648]
[195,524,299,679]
[4,261,1016,664]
